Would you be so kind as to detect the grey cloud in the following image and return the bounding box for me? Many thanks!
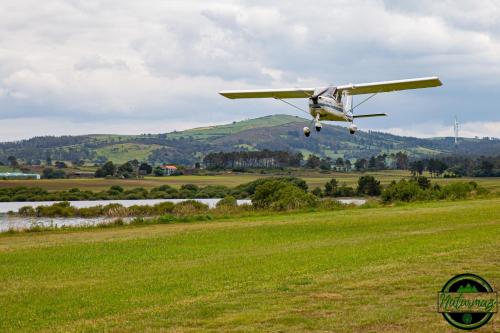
[0,0,498,140]
[74,55,129,71]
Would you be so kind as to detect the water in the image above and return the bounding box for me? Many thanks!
[0,197,365,232]
[0,199,251,232]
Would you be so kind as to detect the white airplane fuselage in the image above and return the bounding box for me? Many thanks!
[308,96,353,122]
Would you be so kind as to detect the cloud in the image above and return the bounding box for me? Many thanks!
[0,0,499,141]
[379,121,500,138]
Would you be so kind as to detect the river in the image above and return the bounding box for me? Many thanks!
[0,198,365,232]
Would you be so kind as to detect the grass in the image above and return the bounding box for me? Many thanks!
[0,198,498,332]
[0,170,498,193]
[94,143,162,165]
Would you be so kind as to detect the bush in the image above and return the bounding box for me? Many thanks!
[252,180,317,211]
[381,179,488,203]
[18,206,36,216]
[216,195,238,208]
[318,198,346,210]
[312,187,323,197]
[357,176,381,196]
[234,177,308,198]
[152,202,176,215]
[381,179,425,203]
[35,202,77,217]
[324,179,338,196]
[336,185,355,197]
[269,185,318,211]
[172,200,209,216]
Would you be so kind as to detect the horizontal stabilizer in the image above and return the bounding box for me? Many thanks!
[353,113,387,118]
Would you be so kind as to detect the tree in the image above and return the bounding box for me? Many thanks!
[153,166,164,176]
[319,158,331,170]
[305,155,321,169]
[7,156,18,170]
[368,156,377,170]
[42,168,66,179]
[324,178,338,197]
[95,161,116,177]
[117,162,135,178]
[335,158,344,170]
[54,161,67,169]
[354,158,367,171]
[357,175,381,196]
[345,160,352,172]
[395,152,409,170]
[139,162,153,175]
[409,161,424,176]
[427,159,447,177]
[479,160,494,176]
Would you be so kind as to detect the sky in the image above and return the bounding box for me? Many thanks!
[0,0,499,141]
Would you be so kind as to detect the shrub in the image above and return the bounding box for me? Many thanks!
[152,202,176,215]
[269,185,318,211]
[318,198,345,210]
[216,195,238,208]
[252,180,317,211]
[357,176,381,196]
[312,187,323,197]
[234,177,308,198]
[336,185,355,197]
[18,206,36,216]
[381,179,424,203]
[172,200,209,216]
[413,176,431,189]
[324,179,338,196]
[35,202,76,217]
[381,179,488,203]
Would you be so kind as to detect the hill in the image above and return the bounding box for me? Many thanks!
[0,114,499,165]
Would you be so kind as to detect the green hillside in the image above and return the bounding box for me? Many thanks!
[0,114,498,165]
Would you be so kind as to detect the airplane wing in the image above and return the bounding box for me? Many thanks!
[336,76,442,96]
[219,88,315,99]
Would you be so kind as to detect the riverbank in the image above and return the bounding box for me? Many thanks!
[0,197,367,233]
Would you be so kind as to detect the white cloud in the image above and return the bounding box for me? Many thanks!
[0,117,219,142]
[379,121,500,138]
[0,0,499,140]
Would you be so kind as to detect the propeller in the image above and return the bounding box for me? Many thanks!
[310,87,329,104]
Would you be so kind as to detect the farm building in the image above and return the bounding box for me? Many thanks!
[160,165,178,176]
[0,172,41,180]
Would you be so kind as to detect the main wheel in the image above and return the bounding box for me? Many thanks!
[303,127,311,137]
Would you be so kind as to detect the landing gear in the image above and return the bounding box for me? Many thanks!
[314,113,322,132]
[303,127,311,137]
[349,123,358,135]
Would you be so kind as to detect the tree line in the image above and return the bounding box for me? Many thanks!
[203,150,303,170]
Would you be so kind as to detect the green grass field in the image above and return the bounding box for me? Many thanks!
[0,198,498,332]
[0,170,499,193]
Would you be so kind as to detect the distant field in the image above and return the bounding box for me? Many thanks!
[0,198,498,332]
[94,143,162,165]
[0,170,499,193]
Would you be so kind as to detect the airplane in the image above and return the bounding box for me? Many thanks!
[219,76,442,136]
